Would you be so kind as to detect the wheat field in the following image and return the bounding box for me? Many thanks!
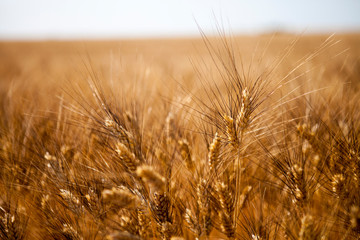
[0,34,360,239]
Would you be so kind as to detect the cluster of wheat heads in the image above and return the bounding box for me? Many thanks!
[0,35,360,240]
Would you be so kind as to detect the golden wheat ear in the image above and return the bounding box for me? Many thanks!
[214,181,235,239]
[151,192,173,240]
[136,165,165,193]
[208,132,221,172]
[116,142,139,172]
[178,139,195,172]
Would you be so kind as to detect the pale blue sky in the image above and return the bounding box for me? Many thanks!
[0,0,360,39]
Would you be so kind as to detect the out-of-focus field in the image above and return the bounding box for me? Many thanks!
[1,34,360,99]
[0,34,360,239]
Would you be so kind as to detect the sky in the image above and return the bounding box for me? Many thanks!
[0,0,360,40]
